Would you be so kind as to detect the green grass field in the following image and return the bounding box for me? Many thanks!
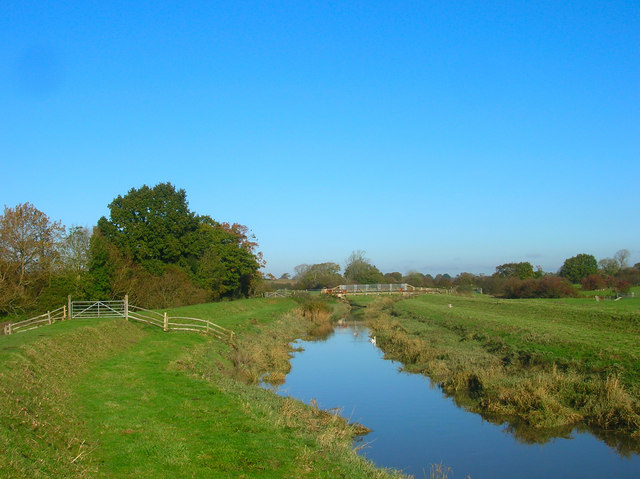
[0,297,406,479]
[357,292,640,450]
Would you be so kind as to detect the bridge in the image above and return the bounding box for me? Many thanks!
[322,283,442,296]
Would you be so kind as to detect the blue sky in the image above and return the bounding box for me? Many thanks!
[2,1,638,277]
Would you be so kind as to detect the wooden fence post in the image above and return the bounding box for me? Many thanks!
[124,294,129,321]
[68,295,72,320]
[163,312,168,332]
[63,305,67,320]
[47,311,52,325]
[8,323,12,335]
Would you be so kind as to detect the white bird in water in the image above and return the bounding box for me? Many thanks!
[370,336,376,345]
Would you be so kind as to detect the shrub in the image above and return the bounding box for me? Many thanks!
[581,274,607,291]
[614,280,631,294]
[615,267,640,286]
[504,276,577,299]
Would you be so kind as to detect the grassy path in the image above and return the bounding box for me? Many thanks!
[76,331,309,478]
[1,297,407,479]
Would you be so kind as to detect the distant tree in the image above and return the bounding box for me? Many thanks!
[614,266,640,287]
[454,272,477,294]
[60,226,91,274]
[403,271,425,286]
[614,249,630,270]
[476,274,507,295]
[423,274,435,287]
[344,250,384,284]
[454,272,476,286]
[434,274,453,288]
[494,262,535,280]
[294,262,343,289]
[279,273,291,280]
[294,264,310,279]
[384,272,403,283]
[0,203,66,314]
[598,258,619,276]
[559,254,598,284]
[613,280,631,294]
[0,203,65,286]
[533,265,544,278]
[581,274,607,291]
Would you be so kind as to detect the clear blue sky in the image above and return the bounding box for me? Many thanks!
[2,1,638,277]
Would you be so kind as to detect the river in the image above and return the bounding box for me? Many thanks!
[268,324,640,478]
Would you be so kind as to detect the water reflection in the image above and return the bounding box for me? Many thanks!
[269,324,640,479]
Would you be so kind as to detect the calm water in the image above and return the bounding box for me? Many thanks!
[269,324,640,478]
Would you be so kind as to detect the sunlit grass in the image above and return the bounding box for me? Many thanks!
[0,297,408,478]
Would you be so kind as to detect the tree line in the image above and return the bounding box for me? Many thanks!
[0,183,264,318]
[277,250,639,299]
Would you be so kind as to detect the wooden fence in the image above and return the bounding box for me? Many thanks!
[2,297,234,343]
[3,306,67,335]
[127,305,234,342]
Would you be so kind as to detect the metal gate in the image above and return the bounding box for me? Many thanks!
[70,300,126,319]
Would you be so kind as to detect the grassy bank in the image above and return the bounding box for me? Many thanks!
[0,297,407,478]
[358,293,640,452]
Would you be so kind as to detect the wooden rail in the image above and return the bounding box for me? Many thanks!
[3,306,67,335]
[126,306,235,342]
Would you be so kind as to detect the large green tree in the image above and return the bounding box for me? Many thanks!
[194,221,264,298]
[97,183,199,266]
[559,253,598,284]
[494,262,535,280]
[92,183,264,304]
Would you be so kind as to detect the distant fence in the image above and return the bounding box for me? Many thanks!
[321,284,448,296]
[263,290,308,298]
[595,292,636,302]
[2,296,233,342]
